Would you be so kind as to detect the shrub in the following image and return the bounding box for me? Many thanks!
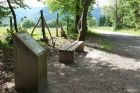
[22,18,35,29]
[88,17,97,27]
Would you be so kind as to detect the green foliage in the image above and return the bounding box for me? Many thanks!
[45,0,82,32]
[5,29,14,43]
[47,19,66,28]
[102,0,140,30]
[66,17,75,33]
[45,0,94,34]
[104,16,112,26]
[99,16,106,27]
[98,15,112,27]
[0,39,11,48]
[0,0,27,22]
[22,18,35,29]
[88,17,97,27]
[0,5,10,23]
[45,0,82,16]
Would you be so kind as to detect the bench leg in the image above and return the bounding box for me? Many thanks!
[76,43,84,52]
[59,50,74,64]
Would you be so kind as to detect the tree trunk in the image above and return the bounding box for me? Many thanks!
[75,0,81,33]
[7,0,18,32]
[77,0,94,41]
[56,13,59,37]
[114,0,119,30]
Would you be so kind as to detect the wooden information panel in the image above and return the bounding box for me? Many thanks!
[16,32,45,55]
[13,32,47,93]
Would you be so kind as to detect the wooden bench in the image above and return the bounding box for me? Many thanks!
[59,41,84,64]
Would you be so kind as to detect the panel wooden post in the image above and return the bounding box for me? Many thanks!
[56,13,59,37]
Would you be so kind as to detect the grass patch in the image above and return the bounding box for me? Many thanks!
[87,30,101,37]
[90,27,140,36]
[0,39,11,48]
[87,29,113,51]
[0,26,8,35]
[99,40,112,50]
[117,29,140,35]
[89,27,113,31]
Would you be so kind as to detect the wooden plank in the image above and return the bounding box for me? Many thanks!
[60,41,78,50]
[67,41,84,51]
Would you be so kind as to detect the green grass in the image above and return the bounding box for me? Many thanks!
[0,27,58,39]
[87,29,113,51]
[27,27,57,40]
[0,39,11,48]
[0,26,8,35]
[89,27,113,31]
[0,26,113,51]
[87,30,102,37]
[99,40,113,50]
[117,29,140,35]
[0,27,58,48]
[90,27,140,36]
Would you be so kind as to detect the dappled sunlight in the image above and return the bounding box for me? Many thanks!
[126,86,140,93]
[85,49,140,71]
[47,44,140,93]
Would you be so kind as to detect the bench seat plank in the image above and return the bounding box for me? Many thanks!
[67,41,84,51]
[60,41,78,51]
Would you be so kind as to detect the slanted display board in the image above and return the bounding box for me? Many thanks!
[13,32,47,93]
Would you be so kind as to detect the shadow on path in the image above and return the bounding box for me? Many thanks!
[87,31,140,61]
[48,51,140,93]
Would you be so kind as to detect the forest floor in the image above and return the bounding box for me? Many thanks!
[0,30,140,93]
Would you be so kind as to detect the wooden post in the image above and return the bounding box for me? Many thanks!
[40,10,47,40]
[56,13,59,37]
[10,16,13,30]
[60,26,67,39]
[43,17,55,48]
[31,17,41,36]
[67,16,69,35]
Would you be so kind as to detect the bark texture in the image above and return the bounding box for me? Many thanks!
[77,0,94,41]
[75,0,81,33]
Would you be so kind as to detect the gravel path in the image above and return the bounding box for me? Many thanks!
[48,31,140,93]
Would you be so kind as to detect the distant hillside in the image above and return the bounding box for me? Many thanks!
[1,6,102,25]
[15,7,57,23]
[15,6,102,22]
[92,7,103,23]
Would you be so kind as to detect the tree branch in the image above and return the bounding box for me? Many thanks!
[7,0,18,32]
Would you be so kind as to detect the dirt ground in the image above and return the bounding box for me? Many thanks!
[48,31,140,93]
[0,31,140,93]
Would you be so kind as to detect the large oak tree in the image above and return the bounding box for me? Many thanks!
[77,0,94,41]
